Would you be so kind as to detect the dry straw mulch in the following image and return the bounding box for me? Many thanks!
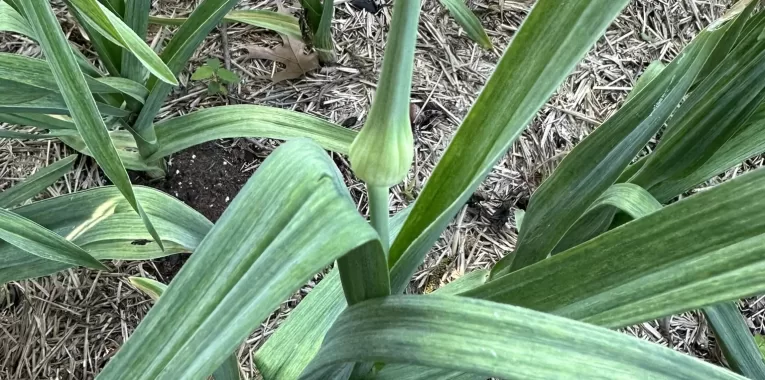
[3,0,764,379]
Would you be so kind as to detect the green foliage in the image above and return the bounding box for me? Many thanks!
[191,58,240,95]
[5,0,765,379]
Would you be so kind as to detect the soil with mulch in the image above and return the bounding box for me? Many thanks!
[131,140,263,280]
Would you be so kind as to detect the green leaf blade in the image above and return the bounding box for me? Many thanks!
[438,0,492,49]
[21,0,165,250]
[0,186,211,284]
[498,25,726,275]
[68,0,178,85]
[464,167,765,329]
[705,302,765,379]
[0,208,106,270]
[96,139,380,379]
[132,0,240,141]
[300,296,743,380]
[149,105,356,160]
[0,155,77,208]
[389,0,630,293]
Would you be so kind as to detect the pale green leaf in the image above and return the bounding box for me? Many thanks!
[0,207,106,270]
[300,296,743,380]
[389,0,630,292]
[22,0,164,249]
[706,302,765,379]
[128,276,166,301]
[497,25,726,275]
[206,58,221,69]
[147,105,356,160]
[58,130,164,173]
[68,0,178,85]
[120,0,150,82]
[438,0,492,49]
[254,207,412,380]
[0,113,75,130]
[624,60,665,103]
[0,155,76,208]
[584,183,662,219]
[148,10,303,40]
[96,139,380,379]
[463,167,765,329]
[0,186,211,283]
[128,276,242,380]
[0,0,34,37]
[132,0,240,142]
[630,7,765,189]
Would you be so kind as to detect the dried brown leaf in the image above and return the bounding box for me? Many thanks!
[247,33,320,83]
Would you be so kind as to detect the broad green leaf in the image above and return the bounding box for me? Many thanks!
[0,155,76,208]
[120,0,150,82]
[300,296,743,380]
[584,183,661,220]
[148,10,302,40]
[706,302,765,379]
[0,207,106,270]
[191,65,215,80]
[146,105,356,160]
[354,270,490,380]
[550,182,661,255]
[463,167,765,329]
[0,79,130,117]
[212,355,242,380]
[624,60,664,103]
[67,3,122,76]
[128,276,242,380]
[0,0,34,36]
[650,105,765,202]
[0,129,75,139]
[389,0,630,292]
[58,130,164,172]
[94,76,148,103]
[22,0,164,250]
[0,113,75,130]
[217,68,239,83]
[132,0,240,143]
[337,239,389,305]
[696,0,757,84]
[254,207,413,380]
[496,26,725,275]
[96,139,381,379]
[438,0,492,50]
[0,186,210,283]
[0,53,146,104]
[366,366,481,380]
[630,8,765,189]
[68,0,177,85]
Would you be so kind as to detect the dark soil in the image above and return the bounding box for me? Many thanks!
[132,140,262,280]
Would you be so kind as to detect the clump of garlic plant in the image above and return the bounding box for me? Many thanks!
[0,0,492,249]
[4,0,765,379]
